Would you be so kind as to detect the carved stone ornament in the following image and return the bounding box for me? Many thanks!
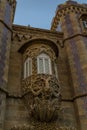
[22,74,61,122]
[12,32,32,41]
[23,44,56,61]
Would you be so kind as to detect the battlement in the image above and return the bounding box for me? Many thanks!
[57,0,87,10]
[51,0,87,30]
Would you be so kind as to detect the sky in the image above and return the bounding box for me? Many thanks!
[14,0,87,30]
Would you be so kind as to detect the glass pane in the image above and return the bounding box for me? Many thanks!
[24,62,26,78]
[45,58,49,74]
[39,58,44,73]
[29,60,32,76]
[83,21,87,28]
[55,63,58,79]
[26,62,28,77]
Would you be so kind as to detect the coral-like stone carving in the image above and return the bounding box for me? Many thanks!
[22,74,61,122]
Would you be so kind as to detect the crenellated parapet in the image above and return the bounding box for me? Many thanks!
[51,0,87,30]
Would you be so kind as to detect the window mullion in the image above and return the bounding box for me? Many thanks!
[24,61,26,78]
[28,58,29,77]
[43,58,45,73]
[49,59,51,74]
[37,53,52,75]
[26,59,28,77]
[37,58,39,73]
[30,59,32,75]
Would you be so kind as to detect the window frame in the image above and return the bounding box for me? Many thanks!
[24,57,32,78]
[83,20,87,28]
[37,53,52,75]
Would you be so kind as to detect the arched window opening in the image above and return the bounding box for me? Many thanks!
[37,53,52,74]
[24,58,32,78]
[80,14,87,30]
[83,20,87,28]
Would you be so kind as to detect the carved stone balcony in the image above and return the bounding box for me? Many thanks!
[22,74,61,122]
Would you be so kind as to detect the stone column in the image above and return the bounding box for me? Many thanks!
[0,0,16,129]
[62,12,87,130]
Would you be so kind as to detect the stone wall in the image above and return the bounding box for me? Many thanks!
[4,25,77,130]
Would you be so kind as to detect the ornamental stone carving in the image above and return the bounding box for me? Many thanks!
[12,32,32,41]
[23,44,56,61]
[22,74,61,122]
[23,44,57,75]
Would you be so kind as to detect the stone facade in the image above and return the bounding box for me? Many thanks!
[0,0,87,130]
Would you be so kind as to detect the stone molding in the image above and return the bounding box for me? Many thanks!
[12,24,63,42]
[12,32,32,41]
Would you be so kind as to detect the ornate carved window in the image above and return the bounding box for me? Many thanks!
[37,53,52,74]
[24,58,32,78]
[80,14,87,32]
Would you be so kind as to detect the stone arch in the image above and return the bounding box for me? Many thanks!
[79,13,87,20]
[18,38,59,57]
